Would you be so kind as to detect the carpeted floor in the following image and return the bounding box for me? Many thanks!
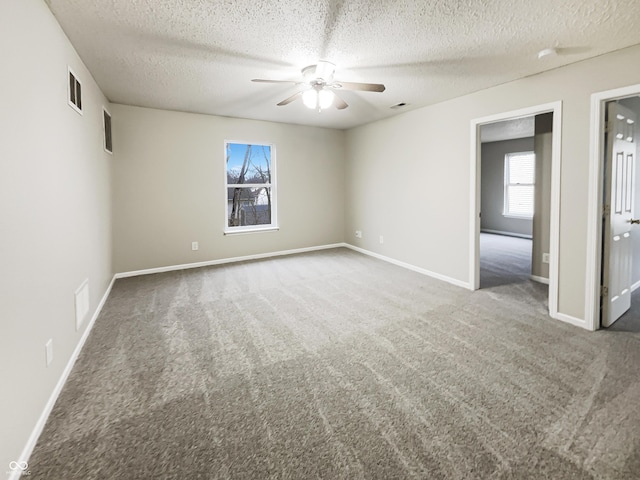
[480,233,548,312]
[28,247,640,479]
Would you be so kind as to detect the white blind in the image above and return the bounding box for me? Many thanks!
[505,152,535,217]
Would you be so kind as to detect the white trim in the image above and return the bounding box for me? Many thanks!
[632,279,640,292]
[470,101,562,321]
[12,275,116,480]
[586,83,640,332]
[115,243,346,278]
[223,226,279,235]
[530,275,550,285]
[67,66,82,115]
[345,244,472,290]
[481,229,532,239]
[553,311,588,329]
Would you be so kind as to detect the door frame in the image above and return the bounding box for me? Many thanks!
[585,83,640,331]
[469,101,563,320]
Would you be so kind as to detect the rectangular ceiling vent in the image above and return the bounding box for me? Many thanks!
[103,108,113,153]
[68,67,82,114]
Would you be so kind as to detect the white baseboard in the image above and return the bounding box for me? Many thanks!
[115,243,346,278]
[552,311,591,330]
[632,280,640,292]
[530,275,550,285]
[11,275,116,480]
[344,244,472,290]
[481,229,533,239]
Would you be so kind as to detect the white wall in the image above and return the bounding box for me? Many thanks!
[0,0,113,470]
[480,137,535,237]
[111,105,345,273]
[346,44,640,321]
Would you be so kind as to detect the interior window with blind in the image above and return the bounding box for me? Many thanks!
[504,152,535,217]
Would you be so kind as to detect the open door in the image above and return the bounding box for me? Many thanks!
[602,102,637,327]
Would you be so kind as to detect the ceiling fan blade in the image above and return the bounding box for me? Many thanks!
[331,81,386,92]
[333,92,348,110]
[277,91,302,106]
[252,79,299,85]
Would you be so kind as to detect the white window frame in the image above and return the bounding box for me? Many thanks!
[224,141,278,235]
[67,66,83,115]
[504,151,535,218]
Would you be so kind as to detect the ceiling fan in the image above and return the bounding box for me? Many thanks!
[252,61,385,111]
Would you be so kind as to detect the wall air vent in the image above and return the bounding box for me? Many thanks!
[68,67,82,114]
[103,108,113,153]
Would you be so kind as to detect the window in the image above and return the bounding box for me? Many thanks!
[103,108,112,153]
[68,67,82,114]
[225,142,276,233]
[504,152,535,217]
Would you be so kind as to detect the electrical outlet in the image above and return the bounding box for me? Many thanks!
[45,339,53,367]
[379,235,384,244]
[192,241,199,251]
[355,230,362,238]
[542,253,550,264]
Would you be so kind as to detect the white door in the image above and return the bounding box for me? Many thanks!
[602,102,637,327]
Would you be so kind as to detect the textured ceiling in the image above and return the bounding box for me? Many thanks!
[47,0,640,129]
[481,117,535,143]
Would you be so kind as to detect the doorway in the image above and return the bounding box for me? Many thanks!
[470,102,562,319]
[479,118,536,289]
[586,86,640,330]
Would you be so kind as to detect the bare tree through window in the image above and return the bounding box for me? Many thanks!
[226,142,274,230]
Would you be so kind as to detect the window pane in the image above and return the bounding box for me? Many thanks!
[507,185,534,216]
[508,153,534,184]
[226,143,271,185]
[227,187,272,227]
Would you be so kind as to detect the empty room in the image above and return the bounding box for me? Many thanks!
[3,0,640,478]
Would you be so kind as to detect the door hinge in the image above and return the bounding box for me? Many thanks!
[601,286,609,297]
[603,204,611,217]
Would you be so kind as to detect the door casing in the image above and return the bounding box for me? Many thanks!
[469,102,563,322]
[586,84,640,331]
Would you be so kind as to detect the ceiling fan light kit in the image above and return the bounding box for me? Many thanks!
[252,61,386,112]
[302,88,335,111]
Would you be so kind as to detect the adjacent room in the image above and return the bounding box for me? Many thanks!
[3,0,640,478]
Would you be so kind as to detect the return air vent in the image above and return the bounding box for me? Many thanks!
[103,108,113,153]
[68,67,82,114]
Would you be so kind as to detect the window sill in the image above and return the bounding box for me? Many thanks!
[503,214,533,220]
[224,226,280,236]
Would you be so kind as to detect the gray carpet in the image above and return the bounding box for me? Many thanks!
[480,233,548,311]
[610,286,640,334]
[481,233,533,286]
[28,248,640,479]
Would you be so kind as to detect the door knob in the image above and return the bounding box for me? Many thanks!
[630,219,640,224]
